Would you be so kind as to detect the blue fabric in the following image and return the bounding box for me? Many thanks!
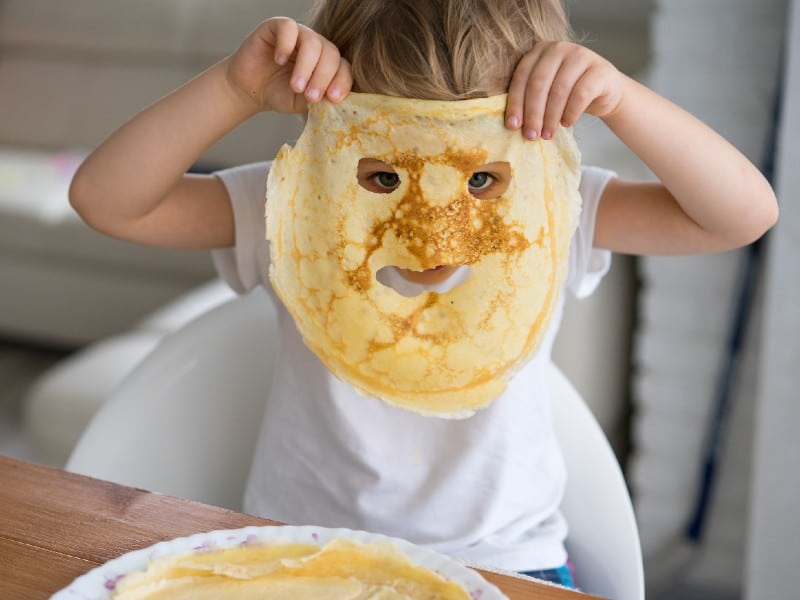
[519,564,576,589]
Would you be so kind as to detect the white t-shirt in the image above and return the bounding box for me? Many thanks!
[212,162,613,571]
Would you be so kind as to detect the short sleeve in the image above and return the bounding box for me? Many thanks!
[211,162,271,294]
[566,166,615,299]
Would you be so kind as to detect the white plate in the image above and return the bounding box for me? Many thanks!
[51,524,508,599]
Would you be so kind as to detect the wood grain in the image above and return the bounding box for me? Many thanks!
[0,456,603,600]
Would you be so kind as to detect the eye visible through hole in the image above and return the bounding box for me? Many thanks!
[468,172,492,190]
[468,162,511,199]
[357,158,400,194]
[375,172,400,189]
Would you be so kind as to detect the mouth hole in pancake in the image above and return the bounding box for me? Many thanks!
[375,265,473,297]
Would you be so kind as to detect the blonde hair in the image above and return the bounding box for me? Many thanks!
[308,0,572,100]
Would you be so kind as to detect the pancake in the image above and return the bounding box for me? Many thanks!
[111,538,471,599]
[266,93,581,417]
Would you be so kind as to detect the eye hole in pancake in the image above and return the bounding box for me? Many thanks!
[468,162,511,199]
[357,158,400,193]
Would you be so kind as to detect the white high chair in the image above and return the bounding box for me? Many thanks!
[66,288,644,600]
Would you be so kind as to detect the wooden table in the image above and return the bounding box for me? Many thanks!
[0,456,603,599]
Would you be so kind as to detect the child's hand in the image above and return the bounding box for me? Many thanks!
[505,42,624,140]
[224,17,353,114]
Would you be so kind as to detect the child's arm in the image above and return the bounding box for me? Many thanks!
[505,42,779,255]
[69,17,351,250]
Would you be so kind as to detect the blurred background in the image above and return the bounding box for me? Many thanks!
[0,1,797,598]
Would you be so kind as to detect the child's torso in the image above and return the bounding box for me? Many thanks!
[242,296,569,571]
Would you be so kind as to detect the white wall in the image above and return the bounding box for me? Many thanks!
[746,0,800,596]
[628,0,788,597]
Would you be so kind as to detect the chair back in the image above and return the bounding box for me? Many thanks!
[66,288,277,511]
[68,291,643,598]
[550,366,645,599]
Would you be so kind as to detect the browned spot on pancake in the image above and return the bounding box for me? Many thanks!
[344,145,530,294]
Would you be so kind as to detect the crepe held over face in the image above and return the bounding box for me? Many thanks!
[266,93,581,417]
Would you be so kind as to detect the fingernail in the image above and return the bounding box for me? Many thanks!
[507,115,520,129]
[541,130,552,140]
[293,77,306,92]
[328,87,341,101]
[524,129,538,140]
[275,54,288,66]
[305,88,320,101]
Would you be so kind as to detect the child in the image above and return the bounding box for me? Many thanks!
[69,0,777,589]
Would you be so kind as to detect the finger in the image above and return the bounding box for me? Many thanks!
[560,68,603,127]
[506,45,543,133]
[326,59,353,103]
[289,27,324,93]
[304,40,342,102]
[520,47,563,140]
[266,18,299,66]
[540,55,589,139]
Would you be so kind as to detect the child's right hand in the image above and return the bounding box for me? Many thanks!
[224,17,353,115]
[70,18,352,252]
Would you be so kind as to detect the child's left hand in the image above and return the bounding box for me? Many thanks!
[505,42,625,140]
[505,42,777,257]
